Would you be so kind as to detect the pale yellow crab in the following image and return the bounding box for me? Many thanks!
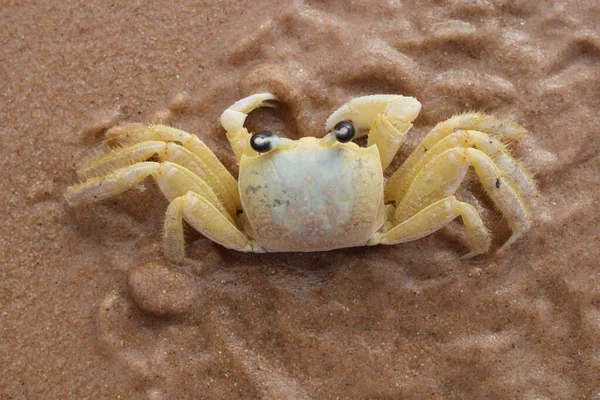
[65,93,536,261]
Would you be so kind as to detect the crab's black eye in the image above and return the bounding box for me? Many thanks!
[250,131,274,153]
[333,120,355,143]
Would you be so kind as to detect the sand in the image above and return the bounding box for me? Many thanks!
[1,0,599,398]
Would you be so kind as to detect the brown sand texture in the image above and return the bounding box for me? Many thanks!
[1,1,599,399]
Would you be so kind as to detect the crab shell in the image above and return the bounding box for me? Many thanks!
[238,137,386,252]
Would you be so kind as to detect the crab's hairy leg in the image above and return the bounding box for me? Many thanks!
[467,148,531,250]
[220,93,279,162]
[370,196,490,258]
[78,141,167,179]
[105,123,240,210]
[76,150,236,221]
[163,197,187,263]
[66,160,234,225]
[393,147,470,223]
[461,130,536,202]
[393,146,530,250]
[387,129,537,207]
[164,191,259,261]
[65,162,160,206]
[160,144,238,216]
[325,95,421,170]
[385,113,528,202]
[153,162,234,224]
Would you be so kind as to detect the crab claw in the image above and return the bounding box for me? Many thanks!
[325,95,421,136]
[220,93,280,161]
[325,95,422,170]
[220,93,279,133]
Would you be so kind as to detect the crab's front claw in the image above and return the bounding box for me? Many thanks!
[220,93,279,161]
[325,95,421,170]
[220,93,278,133]
[325,95,421,135]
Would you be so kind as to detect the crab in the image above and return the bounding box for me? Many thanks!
[65,93,536,261]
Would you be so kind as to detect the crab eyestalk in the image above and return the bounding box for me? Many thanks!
[249,131,295,153]
[250,131,275,153]
[322,120,356,147]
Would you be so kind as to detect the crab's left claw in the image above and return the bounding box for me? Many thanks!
[220,93,279,162]
[325,95,422,170]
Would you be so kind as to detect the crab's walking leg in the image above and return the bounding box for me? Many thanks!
[153,162,234,223]
[164,191,259,262]
[325,95,422,170]
[78,124,240,215]
[393,147,470,223]
[78,141,167,179]
[467,149,531,250]
[220,93,279,162]
[385,113,528,203]
[369,196,490,258]
[66,161,233,222]
[387,129,536,207]
[65,162,161,206]
[389,146,530,253]
[66,161,262,261]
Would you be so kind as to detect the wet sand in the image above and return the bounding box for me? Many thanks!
[1,1,599,398]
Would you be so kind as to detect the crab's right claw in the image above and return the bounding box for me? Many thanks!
[325,94,421,136]
[326,95,421,170]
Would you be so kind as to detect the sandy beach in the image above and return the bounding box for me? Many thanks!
[1,1,599,398]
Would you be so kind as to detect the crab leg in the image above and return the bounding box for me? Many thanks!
[391,146,530,251]
[78,141,167,179]
[159,144,238,216]
[393,147,469,223]
[461,130,536,201]
[392,129,536,212]
[65,162,160,206]
[388,129,536,206]
[164,191,259,262]
[66,161,233,223]
[102,124,238,208]
[325,95,421,170]
[77,124,240,216]
[220,93,279,162]
[467,148,531,250]
[370,196,490,258]
[385,113,528,202]
[153,162,234,223]
[66,160,257,261]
